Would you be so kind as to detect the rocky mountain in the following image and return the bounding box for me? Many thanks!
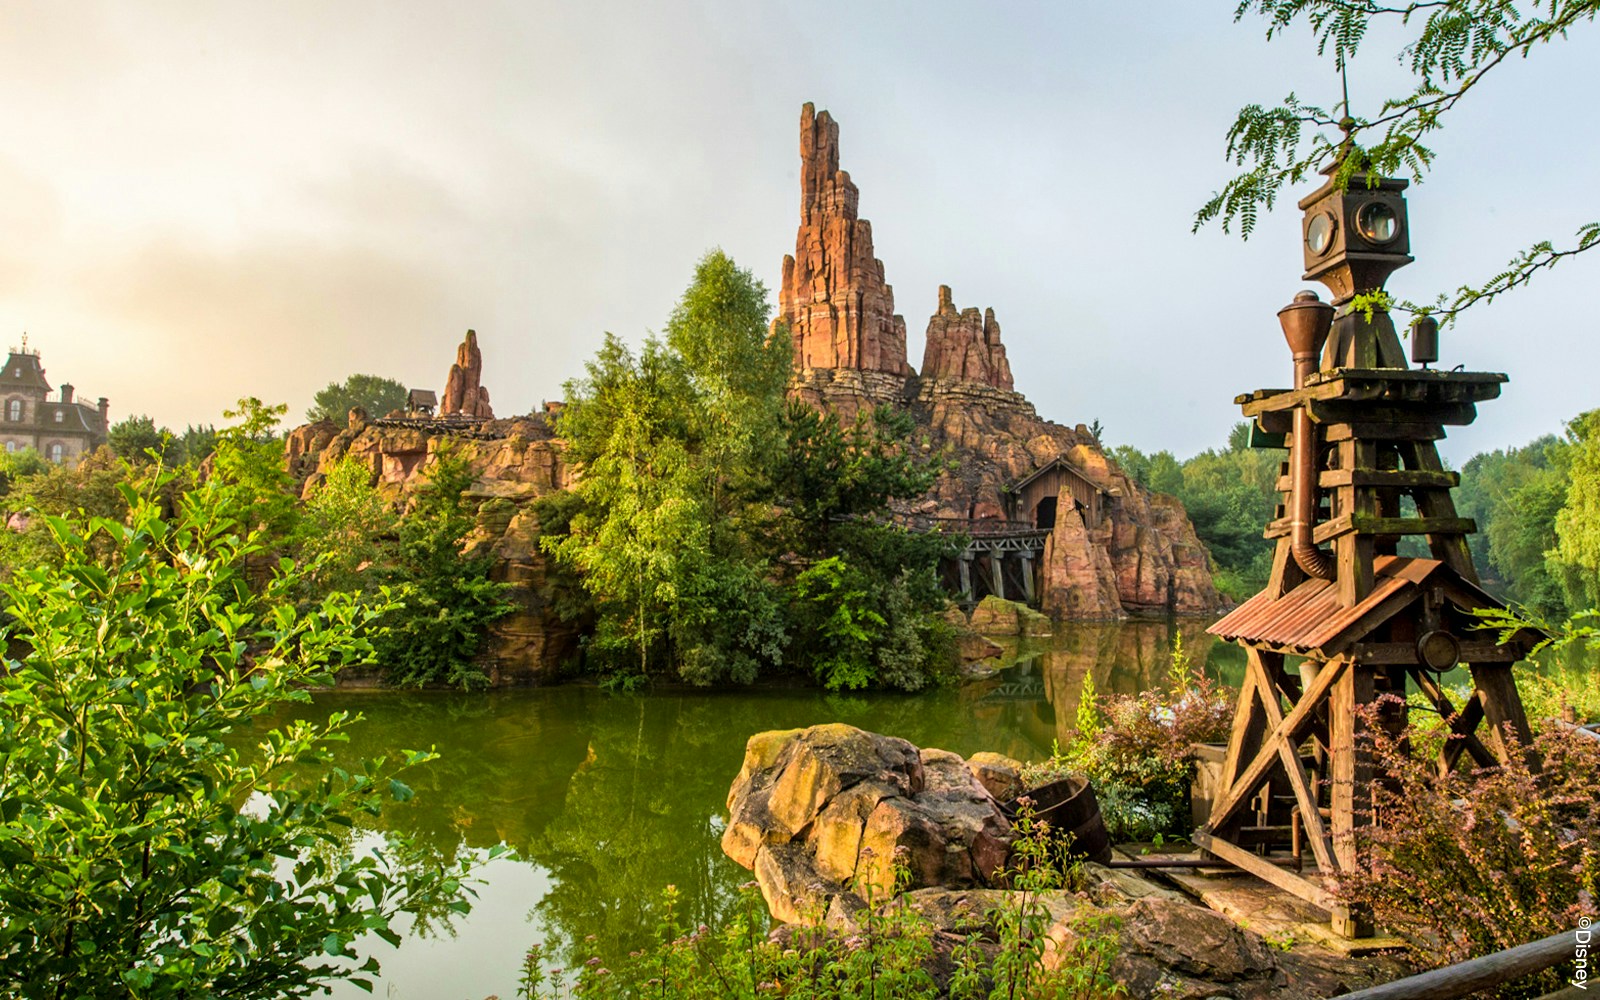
[282,103,1224,682]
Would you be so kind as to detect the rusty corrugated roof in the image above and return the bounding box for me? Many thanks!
[1208,555,1454,653]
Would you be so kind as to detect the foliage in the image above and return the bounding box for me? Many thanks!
[1113,423,1279,601]
[547,251,953,690]
[1203,0,1599,321]
[107,414,218,467]
[0,447,134,573]
[0,472,482,998]
[1457,431,1574,613]
[1337,706,1599,995]
[300,454,398,596]
[1025,635,1232,842]
[516,813,1122,1000]
[1554,409,1600,608]
[0,446,48,494]
[370,451,511,688]
[308,373,410,423]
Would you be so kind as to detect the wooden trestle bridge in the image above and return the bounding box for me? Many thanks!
[893,514,1050,608]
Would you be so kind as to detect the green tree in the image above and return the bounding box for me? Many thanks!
[548,250,953,690]
[0,446,48,495]
[1203,0,1598,320]
[371,451,511,688]
[308,374,410,423]
[0,473,481,998]
[108,413,180,465]
[301,454,397,595]
[1553,409,1600,608]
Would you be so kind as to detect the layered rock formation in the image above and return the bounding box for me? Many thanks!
[776,105,1221,618]
[287,412,577,684]
[920,286,1013,390]
[777,103,911,379]
[722,725,1016,924]
[442,329,494,418]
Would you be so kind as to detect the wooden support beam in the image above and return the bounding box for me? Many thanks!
[1325,422,1445,443]
[1190,832,1337,912]
[1330,664,1377,872]
[1353,641,1521,665]
[1275,468,1461,491]
[1312,514,1477,544]
[1471,663,1537,769]
[1410,669,1497,773]
[1206,656,1350,833]
[1250,652,1335,873]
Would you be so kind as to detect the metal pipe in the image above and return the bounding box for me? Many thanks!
[1278,292,1337,580]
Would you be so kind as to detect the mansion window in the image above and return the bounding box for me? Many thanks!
[6,399,19,421]
[54,410,63,422]
[4,441,13,453]
[47,443,63,462]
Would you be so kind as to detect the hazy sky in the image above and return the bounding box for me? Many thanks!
[2,2,1594,462]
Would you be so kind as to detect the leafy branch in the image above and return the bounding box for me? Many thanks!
[1198,0,1598,297]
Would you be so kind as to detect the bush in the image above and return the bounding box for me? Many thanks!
[370,451,512,688]
[1024,636,1232,842]
[1338,705,1600,997]
[0,474,480,998]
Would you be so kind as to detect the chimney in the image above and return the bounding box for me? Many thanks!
[97,397,109,431]
[60,384,74,404]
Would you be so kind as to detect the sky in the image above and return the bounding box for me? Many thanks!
[2,1,1595,463]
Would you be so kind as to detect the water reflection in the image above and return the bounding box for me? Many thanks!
[286,619,1238,999]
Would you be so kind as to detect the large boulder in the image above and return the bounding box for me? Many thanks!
[722,725,1014,924]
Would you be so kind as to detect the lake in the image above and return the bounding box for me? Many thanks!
[276,620,1237,999]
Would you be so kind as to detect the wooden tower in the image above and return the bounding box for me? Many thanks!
[1194,166,1543,937]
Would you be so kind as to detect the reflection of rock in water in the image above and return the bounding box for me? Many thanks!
[990,622,1234,752]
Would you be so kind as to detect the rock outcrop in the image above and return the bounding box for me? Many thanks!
[775,106,1223,619]
[920,286,1013,390]
[442,329,494,419]
[777,103,911,379]
[287,412,576,684]
[722,725,1015,924]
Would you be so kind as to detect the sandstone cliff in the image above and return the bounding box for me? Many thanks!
[287,405,577,685]
[776,105,1221,620]
[442,329,494,418]
[777,103,911,377]
[920,286,1013,390]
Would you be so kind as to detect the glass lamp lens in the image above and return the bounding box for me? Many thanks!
[1306,213,1335,255]
[1357,202,1399,243]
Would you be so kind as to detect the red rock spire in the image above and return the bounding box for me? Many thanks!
[920,285,1014,390]
[441,329,494,419]
[776,103,911,375]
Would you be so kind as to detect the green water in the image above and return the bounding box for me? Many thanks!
[288,621,1238,1000]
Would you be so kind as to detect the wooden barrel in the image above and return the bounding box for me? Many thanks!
[1003,776,1113,865]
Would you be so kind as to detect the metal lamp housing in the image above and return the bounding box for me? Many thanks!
[1298,169,1414,303]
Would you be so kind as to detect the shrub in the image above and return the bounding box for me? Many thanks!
[0,474,480,998]
[1024,635,1232,842]
[1338,704,1600,997]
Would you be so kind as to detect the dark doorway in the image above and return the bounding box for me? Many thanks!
[1034,496,1057,530]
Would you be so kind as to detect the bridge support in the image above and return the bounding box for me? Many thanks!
[958,556,973,603]
[990,554,1006,601]
[1019,553,1035,604]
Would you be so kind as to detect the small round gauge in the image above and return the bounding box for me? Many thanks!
[1356,201,1400,244]
[1416,630,1461,672]
[1305,211,1336,256]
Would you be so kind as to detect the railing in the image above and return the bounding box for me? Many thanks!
[893,514,1044,538]
[1336,928,1586,1000]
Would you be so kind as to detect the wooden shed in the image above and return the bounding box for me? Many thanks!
[1005,457,1110,530]
[407,388,438,417]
